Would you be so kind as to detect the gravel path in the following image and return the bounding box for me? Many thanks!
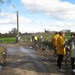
[0,43,73,75]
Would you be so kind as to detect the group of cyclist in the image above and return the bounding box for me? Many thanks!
[32,32,75,73]
[51,31,75,73]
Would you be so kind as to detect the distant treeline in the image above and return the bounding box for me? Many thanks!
[0,32,32,38]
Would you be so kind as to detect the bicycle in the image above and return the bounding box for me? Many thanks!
[50,50,58,60]
[35,43,39,50]
[64,48,71,67]
[41,44,49,55]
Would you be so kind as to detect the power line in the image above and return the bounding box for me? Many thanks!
[0,6,75,16]
[0,12,16,18]
[0,7,75,18]
[19,7,75,14]
[1,5,72,14]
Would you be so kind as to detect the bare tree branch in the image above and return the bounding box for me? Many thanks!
[7,0,11,5]
[0,0,4,5]
[0,0,11,5]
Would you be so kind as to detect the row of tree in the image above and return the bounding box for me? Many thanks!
[0,28,32,38]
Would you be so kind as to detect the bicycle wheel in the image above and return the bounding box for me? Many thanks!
[65,54,71,67]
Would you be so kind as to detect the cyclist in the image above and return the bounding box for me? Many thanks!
[51,32,59,56]
[65,32,75,74]
[39,36,43,49]
[34,35,39,50]
[56,31,66,72]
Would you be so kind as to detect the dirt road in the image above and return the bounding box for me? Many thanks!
[0,43,73,75]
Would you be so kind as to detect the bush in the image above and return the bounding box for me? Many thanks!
[42,41,53,50]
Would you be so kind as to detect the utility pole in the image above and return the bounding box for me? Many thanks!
[12,5,19,43]
[0,9,1,16]
[17,11,19,42]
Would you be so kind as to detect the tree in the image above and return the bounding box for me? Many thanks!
[11,28,17,37]
[0,0,11,5]
[11,28,17,34]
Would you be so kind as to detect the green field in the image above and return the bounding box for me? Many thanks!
[0,32,71,43]
[0,37,16,43]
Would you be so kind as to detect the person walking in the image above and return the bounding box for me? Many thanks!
[56,31,66,72]
[65,32,75,74]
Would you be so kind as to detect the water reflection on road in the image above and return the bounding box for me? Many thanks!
[6,45,49,74]
[20,47,48,72]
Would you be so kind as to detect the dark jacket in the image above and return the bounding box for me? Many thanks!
[66,37,75,58]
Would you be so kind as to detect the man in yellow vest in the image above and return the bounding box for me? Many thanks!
[34,35,38,50]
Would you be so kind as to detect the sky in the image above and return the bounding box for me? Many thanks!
[0,0,75,33]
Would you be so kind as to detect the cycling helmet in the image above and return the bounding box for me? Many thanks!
[71,32,75,37]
